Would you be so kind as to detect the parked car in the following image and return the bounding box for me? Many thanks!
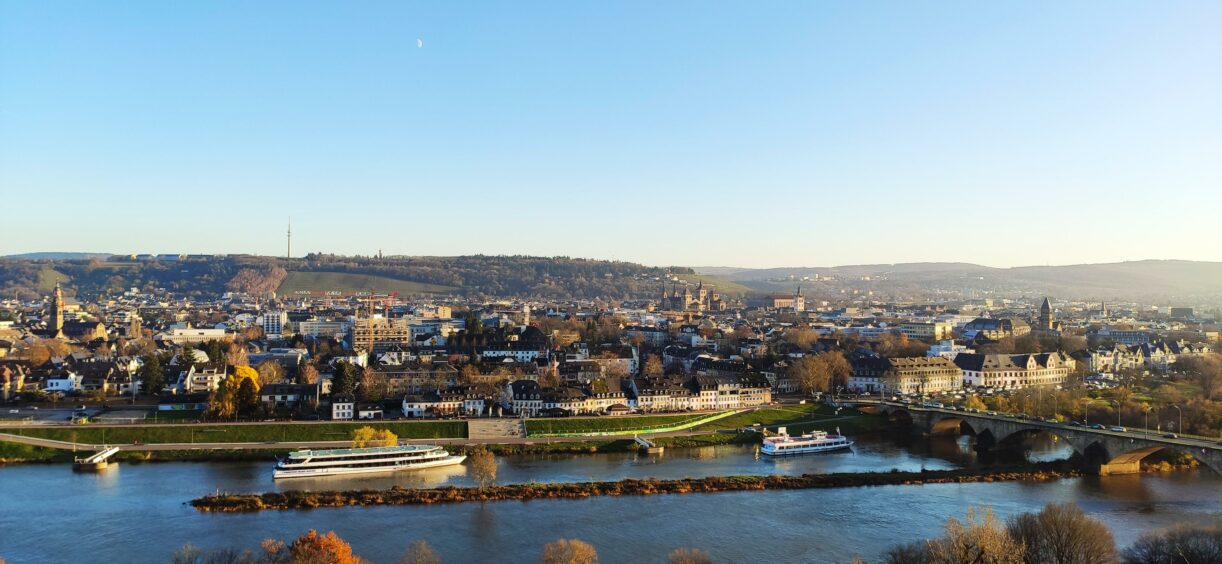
[7,409,17,414]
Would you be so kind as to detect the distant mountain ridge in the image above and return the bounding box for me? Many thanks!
[3,252,113,260]
[694,260,1222,302]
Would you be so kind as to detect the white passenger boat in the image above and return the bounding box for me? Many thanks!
[760,427,853,456]
[273,444,466,479]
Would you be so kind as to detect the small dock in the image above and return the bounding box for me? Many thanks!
[74,446,120,472]
[634,435,664,454]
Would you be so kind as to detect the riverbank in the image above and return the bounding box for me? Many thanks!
[192,462,1083,512]
[0,442,289,465]
[3,420,467,444]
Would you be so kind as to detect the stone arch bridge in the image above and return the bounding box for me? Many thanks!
[876,402,1222,475]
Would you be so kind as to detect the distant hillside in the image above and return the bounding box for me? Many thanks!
[697,260,1222,303]
[278,271,459,296]
[3,252,113,261]
[0,255,705,301]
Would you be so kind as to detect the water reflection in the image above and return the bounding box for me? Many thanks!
[0,433,1216,564]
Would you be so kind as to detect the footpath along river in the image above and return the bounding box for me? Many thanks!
[0,434,1217,563]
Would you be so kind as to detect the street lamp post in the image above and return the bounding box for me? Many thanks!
[1113,400,1121,428]
[1143,406,1151,435]
[1170,405,1182,435]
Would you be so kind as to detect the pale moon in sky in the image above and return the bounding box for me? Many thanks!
[417,39,423,48]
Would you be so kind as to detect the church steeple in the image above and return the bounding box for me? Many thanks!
[49,282,65,333]
[1038,297,1054,330]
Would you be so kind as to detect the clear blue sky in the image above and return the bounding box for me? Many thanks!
[2,1,1219,268]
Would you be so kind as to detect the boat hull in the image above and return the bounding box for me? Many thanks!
[761,442,854,456]
[273,454,467,479]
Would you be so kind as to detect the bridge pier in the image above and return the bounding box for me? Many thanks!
[1096,460,1141,475]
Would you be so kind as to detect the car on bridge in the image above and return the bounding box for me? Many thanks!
[1111,426,1126,432]
[1090,424,1106,430]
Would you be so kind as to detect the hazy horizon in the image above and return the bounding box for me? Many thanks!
[3,1,1220,267]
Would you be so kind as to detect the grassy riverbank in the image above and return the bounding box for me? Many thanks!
[8,420,467,445]
[192,462,1083,512]
[524,411,731,436]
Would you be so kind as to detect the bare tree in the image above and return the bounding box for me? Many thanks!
[469,448,497,488]
[541,539,598,564]
[399,540,441,564]
[1122,524,1222,564]
[926,508,1025,564]
[1007,503,1116,564]
[254,360,284,386]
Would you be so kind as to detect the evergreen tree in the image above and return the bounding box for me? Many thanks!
[235,377,260,417]
[139,354,164,395]
[331,361,358,397]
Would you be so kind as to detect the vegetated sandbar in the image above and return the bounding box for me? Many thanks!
[191,464,1081,513]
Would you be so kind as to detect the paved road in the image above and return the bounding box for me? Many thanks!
[876,401,1222,451]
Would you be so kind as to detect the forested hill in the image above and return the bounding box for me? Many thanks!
[0,255,697,301]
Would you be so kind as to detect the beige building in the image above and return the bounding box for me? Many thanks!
[899,321,953,341]
[954,353,1075,389]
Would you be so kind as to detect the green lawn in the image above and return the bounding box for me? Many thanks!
[696,404,851,431]
[146,410,203,421]
[525,412,725,436]
[13,420,467,445]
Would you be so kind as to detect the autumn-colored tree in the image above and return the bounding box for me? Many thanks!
[789,356,831,396]
[469,448,497,488]
[225,342,249,367]
[784,328,819,349]
[667,548,713,564]
[541,539,598,564]
[352,426,398,448]
[358,372,388,402]
[298,363,321,385]
[965,395,988,412]
[286,529,362,564]
[398,540,441,564]
[458,364,481,387]
[643,354,664,378]
[207,366,261,420]
[255,360,284,386]
[926,508,1026,564]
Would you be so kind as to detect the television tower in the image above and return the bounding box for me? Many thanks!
[286,218,292,258]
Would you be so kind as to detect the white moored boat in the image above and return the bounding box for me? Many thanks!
[273,444,466,479]
[760,427,853,456]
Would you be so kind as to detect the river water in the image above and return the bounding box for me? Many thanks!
[0,434,1217,563]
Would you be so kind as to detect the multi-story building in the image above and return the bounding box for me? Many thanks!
[954,352,1075,389]
[849,356,963,395]
[926,340,973,360]
[349,317,414,354]
[899,321,954,341]
[298,319,353,339]
[960,317,1031,341]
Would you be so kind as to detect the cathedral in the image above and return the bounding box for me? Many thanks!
[42,283,107,342]
[660,281,725,312]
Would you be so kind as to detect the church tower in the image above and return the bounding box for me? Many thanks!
[49,283,65,334]
[794,286,805,313]
[1038,297,1054,330]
